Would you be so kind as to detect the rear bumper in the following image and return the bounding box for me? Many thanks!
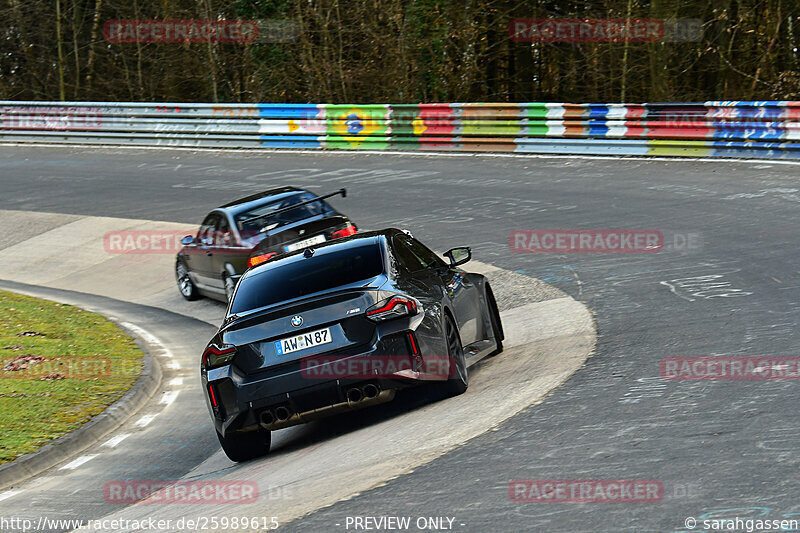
[204,348,443,436]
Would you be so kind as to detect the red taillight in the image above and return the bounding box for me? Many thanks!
[202,344,236,369]
[332,224,358,239]
[248,252,277,268]
[208,384,218,407]
[366,296,418,322]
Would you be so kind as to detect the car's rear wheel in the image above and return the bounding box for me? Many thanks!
[442,313,468,397]
[176,262,200,301]
[486,284,504,357]
[216,428,271,462]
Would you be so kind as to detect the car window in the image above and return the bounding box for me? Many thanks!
[391,236,426,272]
[230,243,384,314]
[235,192,334,234]
[216,216,233,246]
[392,235,444,272]
[197,214,220,244]
[275,193,325,221]
[407,237,446,269]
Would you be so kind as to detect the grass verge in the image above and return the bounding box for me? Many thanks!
[0,290,143,464]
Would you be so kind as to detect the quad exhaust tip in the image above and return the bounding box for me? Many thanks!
[346,387,363,404]
[261,384,387,427]
[274,406,291,422]
[347,383,381,404]
[362,383,379,399]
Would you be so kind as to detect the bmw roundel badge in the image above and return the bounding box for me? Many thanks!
[291,315,303,328]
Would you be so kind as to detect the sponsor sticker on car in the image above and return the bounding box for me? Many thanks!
[285,235,326,253]
[274,327,332,356]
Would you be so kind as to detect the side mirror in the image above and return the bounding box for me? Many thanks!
[444,247,471,267]
[181,235,195,246]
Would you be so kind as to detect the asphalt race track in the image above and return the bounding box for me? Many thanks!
[1,146,799,532]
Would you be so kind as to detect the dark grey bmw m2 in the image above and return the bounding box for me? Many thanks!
[201,228,504,462]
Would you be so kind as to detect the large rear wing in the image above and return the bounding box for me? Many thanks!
[240,188,347,226]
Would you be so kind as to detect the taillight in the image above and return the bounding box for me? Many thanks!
[202,344,236,369]
[366,296,418,322]
[332,224,358,239]
[248,252,277,268]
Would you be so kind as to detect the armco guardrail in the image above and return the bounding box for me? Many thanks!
[1,101,799,159]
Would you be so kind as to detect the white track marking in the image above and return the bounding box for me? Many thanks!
[160,390,180,406]
[660,280,695,302]
[0,490,22,502]
[102,433,131,448]
[661,274,752,302]
[169,377,184,386]
[120,321,173,357]
[136,414,157,427]
[59,455,98,470]
[166,361,181,369]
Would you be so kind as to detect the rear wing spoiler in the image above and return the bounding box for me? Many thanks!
[240,188,347,226]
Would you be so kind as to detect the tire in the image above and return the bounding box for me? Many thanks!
[441,313,468,397]
[176,261,200,301]
[486,284,504,357]
[216,428,271,462]
[223,273,236,303]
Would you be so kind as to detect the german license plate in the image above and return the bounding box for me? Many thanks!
[285,235,326,253]
[274,327,331,356]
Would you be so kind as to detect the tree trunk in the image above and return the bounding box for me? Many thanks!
[55,0,66,100]
[84,0,104,94]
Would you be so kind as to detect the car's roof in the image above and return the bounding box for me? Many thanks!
[217,186,307,212]
[243,229,399,279]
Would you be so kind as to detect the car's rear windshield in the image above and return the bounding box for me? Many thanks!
[234,192,335,234]
[230,243,384,314]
